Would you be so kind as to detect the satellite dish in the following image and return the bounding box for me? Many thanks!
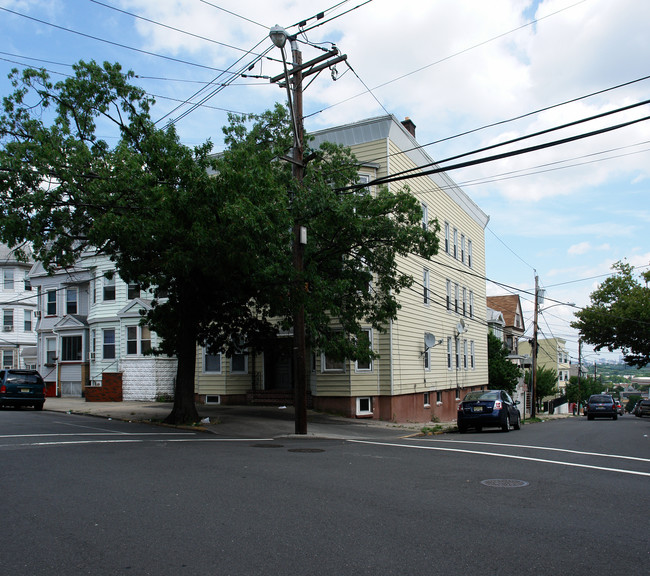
[456,319,466,335]
[424,332,436,350]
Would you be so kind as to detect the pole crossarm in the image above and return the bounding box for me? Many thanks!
[269,49,346,84]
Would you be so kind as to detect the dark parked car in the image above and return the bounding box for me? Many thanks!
[0,369,46,410]
[586,394,617,420]
[457,389,521,433]
[634,399,650,418]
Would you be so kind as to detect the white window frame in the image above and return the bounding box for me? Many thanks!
[204,350,222,374]
[446,280,452,311]
[3,308,13,331]
[444,222,450,254]
[421,203,428,231]
[24,309,32,332]
[66,288,78,315]
[103,328,116,360]
[46,290,57,316]
[471,341,475,370]
[356,397,373,416]
[423,268,430,305]
[126,325,152,356]
[447,337,452,370]
[2,350,14,368]
[453,228,458,259]
[463,339,468,370]
[61,334,83,362]
[468,239,473,268]
[230,350,248,374]
[469,291,474,319]
[45,337,57,365]
[355,328,373,372]
[103,274,116,301]
[3,269,14,290]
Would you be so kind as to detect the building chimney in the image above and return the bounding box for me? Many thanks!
[401,117,416,138]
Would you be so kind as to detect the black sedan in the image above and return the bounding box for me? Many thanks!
[0,369,46,410]
[634,399,650,418]
[585,394,617,420]
[457,389,521,433]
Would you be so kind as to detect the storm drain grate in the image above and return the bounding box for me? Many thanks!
[481,479,529,488]
[288,448,326,453]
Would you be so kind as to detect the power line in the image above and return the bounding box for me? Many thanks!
[336,112,650,191]
[0,6,238,74]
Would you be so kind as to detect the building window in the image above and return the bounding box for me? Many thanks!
[356,329,372,371]
[455,338,460,369]
[24,272,32,291]
[61,335,82,361]
[444,222,450,253]
[3,309,13,331]
[436,391,442,404]
[128,283,140,300]
[446,280,451,311]
[424,392,430,407]
[322,352,345,372]
[103,274,116,301]
[45,337,56,365]
[421,203,428,231]
[461,234,465,264]
[204,350,222,373]
[447,337,452,370]
[468,239,473,268]
[469,291,474,319]
[231,350,247,373]
[453,228,458,259]
[47,290,57,316]
[423,268,430,305]
[2,350,14,368]
[356,397,372,416]
[24,310,32,332]
[463,339,468,370]
[3,269,14,290]
[66,288,78,315]
[127,326,151,355]
[103,329,116,360]
[454,283,459,313]
[424,336,430,371]
[462,287,467,316]
[471,341,475,369]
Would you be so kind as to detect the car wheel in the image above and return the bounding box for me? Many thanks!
[475,426,482,432]
[587,414,594,420]
[34,403,44,411]
[458,425,467,434]
[613,414,617,420]
[513,413,521,430]
[502,414,510,432]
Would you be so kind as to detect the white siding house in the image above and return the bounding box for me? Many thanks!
[0,244,37,370]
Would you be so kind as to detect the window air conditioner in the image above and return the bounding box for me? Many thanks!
[3,325,13,332]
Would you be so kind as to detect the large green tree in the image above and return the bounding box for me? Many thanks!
[487,332,521,395]
[572,261,650,369]
[1,61,439,424]
[525,366,559,412]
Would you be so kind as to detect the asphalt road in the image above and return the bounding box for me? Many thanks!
[1,409,648,576]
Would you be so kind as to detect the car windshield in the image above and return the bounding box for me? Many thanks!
[589,395,612,403]
[6,373,41,384]
[463,391,499,402]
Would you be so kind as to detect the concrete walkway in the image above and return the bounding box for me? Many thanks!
[43,397,445,439]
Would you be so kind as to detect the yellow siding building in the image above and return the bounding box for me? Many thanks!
[195,115,490,422]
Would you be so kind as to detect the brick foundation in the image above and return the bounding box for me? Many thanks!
[85,372,123,402]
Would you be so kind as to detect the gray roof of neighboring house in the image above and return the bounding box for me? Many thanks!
[0,243,33,266]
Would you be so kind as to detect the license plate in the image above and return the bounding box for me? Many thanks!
[595,406,604,410]
[472,406,483,412]
[20,388,31,393]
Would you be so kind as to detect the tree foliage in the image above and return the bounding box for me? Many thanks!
[525,366,559,412]
[1,61,439,423]
[565,375,604,405]
[487,332,521,395]
[571,261,650,369]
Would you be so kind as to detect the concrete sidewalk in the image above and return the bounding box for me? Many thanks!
[43,397,442,439]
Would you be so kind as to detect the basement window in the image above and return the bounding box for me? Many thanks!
[356,397,372,416]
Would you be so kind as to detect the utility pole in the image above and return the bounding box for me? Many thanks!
[269,26,346,434]
[577,338,582,416]
[531,274,539,418]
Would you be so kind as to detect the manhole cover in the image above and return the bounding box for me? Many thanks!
[288,448,325,453]
[251,444,284,449]
[481,479,529,488]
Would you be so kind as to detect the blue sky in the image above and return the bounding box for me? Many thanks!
[1,0,649,366]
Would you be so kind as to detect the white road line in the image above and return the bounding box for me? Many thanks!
[348,440,650,477]
[419,438,650,463]
[0,433,197,438]
[1,437,275,448]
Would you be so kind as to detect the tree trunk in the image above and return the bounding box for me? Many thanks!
[163,317,199,425]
